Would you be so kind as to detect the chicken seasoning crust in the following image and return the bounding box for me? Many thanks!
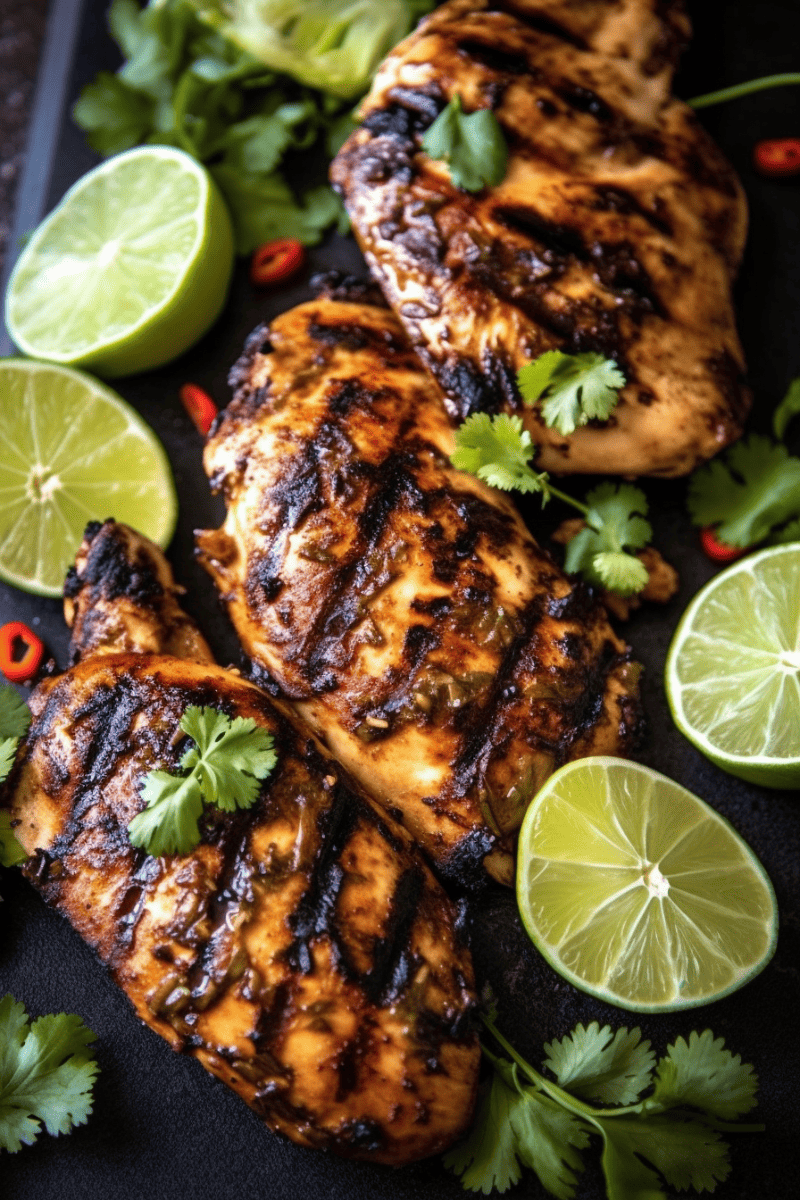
[4,522,479,1165]
[196,295,643,887]
[331,0,750,477]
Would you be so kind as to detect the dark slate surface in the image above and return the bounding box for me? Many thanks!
[1,2,799,1198]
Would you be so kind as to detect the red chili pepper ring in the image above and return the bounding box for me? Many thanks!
[250,238,305,286]
[699,527,746,564]
[0,621,45,684]
[180,383,218,437]
[753,137,800,178]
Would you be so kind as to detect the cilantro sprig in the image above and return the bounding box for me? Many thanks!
[518,350,626,436]
[0,686,31,868]
[0,994,99,1154]
[421,94,508,192]
[444,1011,762,1198]
[451,413,651,595]
[128,706,277,857]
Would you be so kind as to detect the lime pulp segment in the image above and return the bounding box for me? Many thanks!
[516,758,777,1012]
[665,544,800,788]
[0,359,177,596]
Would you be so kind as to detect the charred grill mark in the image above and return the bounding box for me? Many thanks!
[493,206,589,261]
[255,440,327,601]
[455,38,531,76]
[362,866,424,1005]
[590,240,666,319]
[590,186,673,237]
[436,355,502,421]
[488,2,588,49]
[556,83,614,123]
[63,522,163,608]
[309,270,389,308]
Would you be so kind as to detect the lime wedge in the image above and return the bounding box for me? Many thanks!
[0,359,177,596]
[5,146,234,378]
[665,544,800,789]
[516,758,777,1012]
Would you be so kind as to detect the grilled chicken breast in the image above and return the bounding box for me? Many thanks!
[330,0,750,477]
[3,521,479,1165]
[196,295,642,887]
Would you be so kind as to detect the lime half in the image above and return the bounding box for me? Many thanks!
[666,544,800,789]
[516,758,777,1012]
[5,146,234,377]
[0,359,177,596]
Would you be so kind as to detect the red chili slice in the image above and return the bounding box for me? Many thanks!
[753,138,800,177]
[699,527,746,563]
[250,239,305,286]
[0,621,45,683]
[180,384,218,436]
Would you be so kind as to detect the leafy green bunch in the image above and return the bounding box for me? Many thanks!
[451,413,651,596]
[688,378,800,548]
[445,1011,762,1198]
[0,686,30,868]
[75,0,434,252]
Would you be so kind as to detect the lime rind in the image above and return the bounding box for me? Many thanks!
[5,146,234,378]
[516,758,778,1013]
[665,544,800,788]
[0,359,177,596]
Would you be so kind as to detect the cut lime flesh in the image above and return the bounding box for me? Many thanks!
[666,544,800,789]
[516,758,777,1012]
[0,359,177,596]
[5,146,234,378]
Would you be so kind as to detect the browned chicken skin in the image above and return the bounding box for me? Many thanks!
[3,521,479,1165]
[196,295,642,886]
[331,0,750,477]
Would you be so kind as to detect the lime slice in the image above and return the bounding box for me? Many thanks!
[5,146,234,378]
[0,359,177,596]
[665,544,800,789]
[516,757,777,1012]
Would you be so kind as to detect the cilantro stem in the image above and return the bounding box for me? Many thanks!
[688,73,800,109]
[542,480,591,518]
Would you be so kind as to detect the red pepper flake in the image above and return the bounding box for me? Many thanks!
[699,527,746,564]
[180,384,218,437]
[250,239,305,286]
[753,138,800,178]
[0,621,45,684]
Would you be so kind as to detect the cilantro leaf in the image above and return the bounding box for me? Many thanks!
[0,686,31,740]
[443,1067,524,1194]
[601,1115,731,1197]
[499,1062,589,1200]
[0,812,27,868]
[72,71,156,156]
[563,483,651,597]
[450,413,549,495]
[518,351,625,436]
[421,94,508,192]
[652,1030,758,1121]
[687,434,800,547]
[544,1023,655,1106]
[128,706,277,857]
[0,994,98,1153]
[773,376,800,440]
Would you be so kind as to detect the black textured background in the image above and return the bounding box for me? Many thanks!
[1,2,799,1198]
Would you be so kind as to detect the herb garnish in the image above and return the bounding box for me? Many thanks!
[0,994,99,1154]
[0,686,31,867]
[451,414,651,595]
[128,706,277,857]
[421,94,508,192]
[518,350,626,436]
[444,1009,762,1198]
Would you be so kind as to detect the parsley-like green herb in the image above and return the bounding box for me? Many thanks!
[128,706,277,857]
[687,433,800,548]
[451,414,651,596]
[0,686,31,867]
[773,376,800,441]
[73,0,367,252]
[444,1013,762,1199]
[421,94,508,192]
[0,994,99,1154]
[517,350,626,436]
